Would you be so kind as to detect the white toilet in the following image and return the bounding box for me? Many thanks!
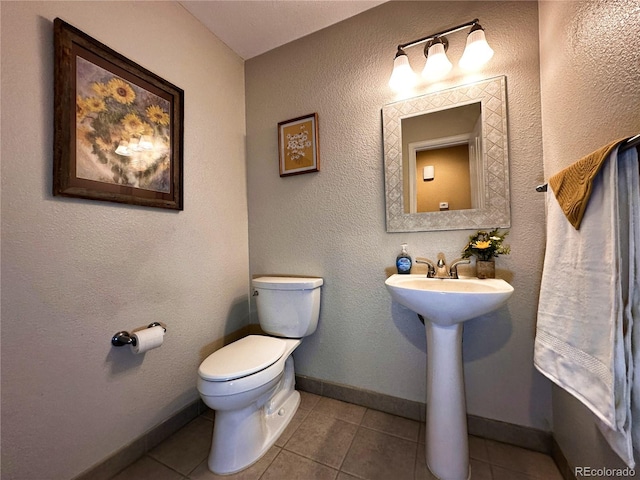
[197,276,323,475]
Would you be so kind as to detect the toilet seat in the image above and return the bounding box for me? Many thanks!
[197,336,301,398]
[199,335,286,382]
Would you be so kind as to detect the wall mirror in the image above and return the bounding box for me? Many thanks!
[382,76,510,232]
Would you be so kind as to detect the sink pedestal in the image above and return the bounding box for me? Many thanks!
[425,322,469,480]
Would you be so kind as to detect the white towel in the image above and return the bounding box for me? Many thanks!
[597,145,640,466]
[534,145,639,467]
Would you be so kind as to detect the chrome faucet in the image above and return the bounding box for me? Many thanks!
[449,257,471,279]
[435,253,449,278]
[414,257,436,278]
[416,253,470,279]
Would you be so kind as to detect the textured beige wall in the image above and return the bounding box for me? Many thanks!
[246,1,551,430]
[538,0,640,470]
[1,2,248,478]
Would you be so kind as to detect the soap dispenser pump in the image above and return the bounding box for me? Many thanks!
[396,243,412,274]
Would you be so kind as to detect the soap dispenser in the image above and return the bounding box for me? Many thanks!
[396,243,412,274]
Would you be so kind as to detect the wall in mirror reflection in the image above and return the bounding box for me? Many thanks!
[401,103,482,213]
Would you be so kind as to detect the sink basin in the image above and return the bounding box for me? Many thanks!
[385,274,513,326]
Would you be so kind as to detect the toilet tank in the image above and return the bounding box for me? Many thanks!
[252,276,323,338]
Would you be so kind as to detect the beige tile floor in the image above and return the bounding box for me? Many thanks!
[110,392,564,480]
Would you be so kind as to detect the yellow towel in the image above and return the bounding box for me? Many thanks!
[549,138,628,229]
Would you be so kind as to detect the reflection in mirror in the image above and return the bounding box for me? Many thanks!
[383,76,510,232]
[402,103,482,213]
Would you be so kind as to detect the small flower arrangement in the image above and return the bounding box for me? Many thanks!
[461,228,510,262]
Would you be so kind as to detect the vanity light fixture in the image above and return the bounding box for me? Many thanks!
[389,19,494,92]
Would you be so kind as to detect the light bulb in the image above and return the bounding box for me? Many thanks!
[389,49,417,92]
[422,40,452,81]
[459,25,494,71]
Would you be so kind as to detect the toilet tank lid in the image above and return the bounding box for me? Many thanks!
[199,335,286,381]
[253,276,323,290]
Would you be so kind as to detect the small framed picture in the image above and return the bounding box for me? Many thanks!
[278,113,319,177]
[53,18,184,210]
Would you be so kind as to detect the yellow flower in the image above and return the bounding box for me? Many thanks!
[85,96,106,113]
[146,105,169,126]
[140,122,154,136]
[95,137,112,152]
[121,113,145,135]
[461,229,510,262]
[76,95,89,120]
[108,78,136,105]
[91,82,110,97]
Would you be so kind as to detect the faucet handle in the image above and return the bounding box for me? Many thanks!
[415,257,436,278]
[448,257,471,279]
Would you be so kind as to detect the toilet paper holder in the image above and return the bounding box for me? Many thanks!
[111,322,166,347]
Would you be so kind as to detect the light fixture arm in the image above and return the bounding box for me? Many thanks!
[396,19,479,52]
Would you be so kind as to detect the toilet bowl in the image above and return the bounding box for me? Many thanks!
[197,276,322,475]
[198,335,301,474]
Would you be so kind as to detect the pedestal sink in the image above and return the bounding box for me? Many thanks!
[385,274,514,480]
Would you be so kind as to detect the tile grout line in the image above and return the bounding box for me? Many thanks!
[271,396,349,478]
[255,446,284,480]
[333,411,369,477]
[279,397,368,478]
[333,402,369,477]
[358,420,422,443]
[145,454,192,479]
[273,447,341,478]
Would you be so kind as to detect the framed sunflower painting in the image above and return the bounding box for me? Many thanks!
[53,18,184,210]
[278,113,319,177]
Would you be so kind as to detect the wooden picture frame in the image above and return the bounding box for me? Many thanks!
[53,18,184,210]
[278,113,319,177]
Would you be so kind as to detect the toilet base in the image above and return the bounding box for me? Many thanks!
[208,389,300,475]
[206,356,300,475]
